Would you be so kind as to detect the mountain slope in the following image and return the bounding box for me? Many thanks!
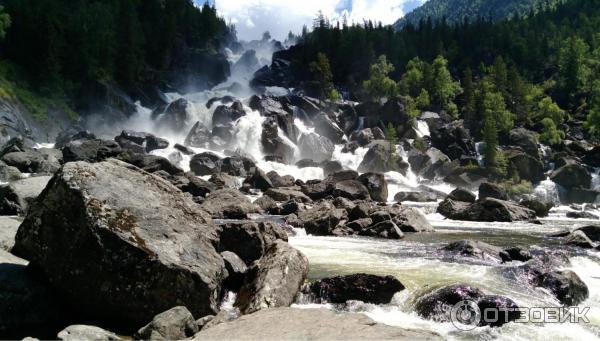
[394,0,565,28]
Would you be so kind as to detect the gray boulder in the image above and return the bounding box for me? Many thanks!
[358,173,388,202]
[201,188,260,219]
[62,139,122,163]
[12,160,226,327]
[184,122,211,148]
[0,176,52,216]
[550,162,591,190]
[135,306,198,340]
[0,216,20,251]
[298,133,334,163]
[235,241,308,314]
[332,180,370,200]
[58,325,120,341]
[2,150,60,174]
[303,274,404,304]
[218,221,288,264]
[299,202,346,236]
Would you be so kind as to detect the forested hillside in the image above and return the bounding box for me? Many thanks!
[394,0,565,28]
[0,0,234,112]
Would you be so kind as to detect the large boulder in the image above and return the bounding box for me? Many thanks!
[235,241,309,314]
[438,198,536,222]
[299,202,346,236]
[135,306,198,341]
[212,102,246,127]
[550,162,591,190]
[509,128,540,159]
[2,150,60,174]
[358,173,388,202]
[478,182,508,201]
[184,122,211,148]
[201,188,260,219]
[358,142,407,174]
[218,221,288,264]
[507,151,545,184]
[62,139,122,163]
[12,160,226,327]
[192,308,441,340]
[190,152,222,176]
[156,98,189,132]
[298,133,334,163]
[0,250,71,339]
[332,180,370,200]
[313,114,344,144]
[0,176,52,216]
[430,120,475,161]
[443,240,504,264]
[57,325,121,341]
[0,216,20,251]
[303,274,404,304]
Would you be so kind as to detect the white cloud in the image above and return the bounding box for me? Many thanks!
[214,0,420,41]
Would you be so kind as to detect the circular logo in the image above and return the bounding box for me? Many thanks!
[450,300,481,331]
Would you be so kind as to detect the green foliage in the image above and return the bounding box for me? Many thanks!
[363,55,397,101]
[482,111,507,177]
[584,80,600,137]
[310,52,336,100]
[385,122,398,144]
[537,97,565,125]
[498,179,534,198]
[394,0,565,29]
[0,6,10,40]
[539,117,564,145]
[430,56,461,116]
[398,57,426,97]
[558,37,590,108]
[481,86,515,133]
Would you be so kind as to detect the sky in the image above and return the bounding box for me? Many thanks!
[201,0,426,41]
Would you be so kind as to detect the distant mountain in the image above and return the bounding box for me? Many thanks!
[394,0,566,29]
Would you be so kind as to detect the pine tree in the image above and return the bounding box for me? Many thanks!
[309,52,339,101]
[558,37,590,107]
[430,55,461,117]
[0,5,10,40]
[363,55,397,101]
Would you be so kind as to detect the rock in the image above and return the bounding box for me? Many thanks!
[550,162,591,190]
[265,188,312,203]
[0,176,51,216]
[193,308,441,340]
[437,199,472,220]
[560,188,600,204]
[146,135,169,153]
[117,130,149,145]
[58,325,120,341]
[156,98,189,132]
[196,315,215,330]
[351,128,374,146]
[55,130,96,149]
[359,221,404,239]
[212,102,246,127]
[235,241,309,314]
[266,171,295,188]
[0,216,20,251]
[298,133,334,163]
[357,173,388,202]
[313,114,344,144]
[254,196,277,213]
[566,211,599,220]
[536,270,589,306]
[507,151,545,184]
[443,240,504,264]
[300,181,333,200]
[332,180,370,200]
[12,160,226,327]
[520,199,553,217]
[574,225,600,242]
[220,156,256,177]
[62,139,122,163]
[185,122,212,148]
[201,189,260,219]
[509,128,540,159]
[190,152,222,176]
[304,274,404,304]
[118,153,184,176]
[208,173,239,189]
[299,202,346,236]
[430,120,475,161]
[2,150,60,174]
[0,249,70,339]
[447,188,476,203]
[501,247,533,262]
[296,159,320,168]
[221,251,248,291]
[218,221,287,264]
[565,230,597,248]
[173,173,216,198]
[0,161,23,182]
[415,284,519,327]
[135,306,198,340]
[174,144,195,155]
[478,182,508,201]
[243,168,273,191]
[391,206,434,233]
[394,191,437,203]
[358,142,406,174]
[438,198,536,222]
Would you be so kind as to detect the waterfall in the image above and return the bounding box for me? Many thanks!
[533,178,561,205]
[475,141,485,167]
[415,120,430,138]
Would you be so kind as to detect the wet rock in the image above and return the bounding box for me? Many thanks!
[235,241,309,314]
[295,159,320,168]
[193,307,441,340]
[357,173,388,202]
[190,152,222,176]
[135,306,198,341]
[0,176,51,216]
[566,211,599,220]
[208,173,239,189]
[116,130,149,145]
[574,225,600,242]
[359,220,404,239]
[520,199,553,218]
[118,153,184,176]
[478,182,508,201]
[201,189,260,219]
[321,160,343,177]
[332,180,370,201]
[55,130,96,149]
[313,114,344,144]
[536,270,589,306]
[184,122,211,148]
[62,139,122,163]
[253,196,278,213]
[415,284,519,327]
[438,198,536,222]
[221,156,256,177]
[300,181,334,200]
[350,128,374,146]
[550,162,591,190]
[218,221,287,264]
[430,120,475,161]
[221,251,249,291]
[243,168,273,191]
[394,191,437,203]
[0,161,23,182]
[58,325,120,341]
[298,133,334,163]
[299,202,346,236]
[507,151,545,184]
[564,230,597,248]
[304,274,404,304]
[500,247,533,263]
[212,102,246,127]
[358,141,407,174]
[156,98,189,132]
[2,150,60,174]
[447,188,476,203]
[391,206,434,233]
[146,135,169,153]
[443,240,504,264]
[12,160,226,326]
